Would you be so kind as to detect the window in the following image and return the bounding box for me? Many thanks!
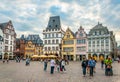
[97,49,99,52]
[48,40,50,44]
[53,20,55,22]
[45,34,47,38]
[56,33,58,37]
[49,25,51,27]
[56,47,58,50]
[52,47,55,50]
[48,34,50,38]
[52,40,55,44]
[52,33,54,37]
[93,41,95,44]
[5,46,8,51]
[64,40,74,44]
[10,46,12,51]
[95,31,97,35]
[10,41,12,45]
[77,46,86,51]
[5,40,8,44]
[67,35,70,38]
[45,40,47,44]
[89,49,91,52]
[56,25,58,27]
[6,34,9,39]
[48,47,51,50]
[80,33,83,36]
[45,47,47,50]
[89,44,91,47]
[56,40,58,44]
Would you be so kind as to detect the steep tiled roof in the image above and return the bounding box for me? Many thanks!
[89,22,109,35]
[46,16,61,30]
[20,34,43,46]
[0,22,8,30]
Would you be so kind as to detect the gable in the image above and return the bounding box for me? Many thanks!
[63,28,75,39]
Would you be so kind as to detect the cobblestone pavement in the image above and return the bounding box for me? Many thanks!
[0,60,120,82]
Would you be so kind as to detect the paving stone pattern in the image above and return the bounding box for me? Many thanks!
[0,60,120,82]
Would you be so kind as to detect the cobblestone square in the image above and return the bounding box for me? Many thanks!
[0,60,120,82]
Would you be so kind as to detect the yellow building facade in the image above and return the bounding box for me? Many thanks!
[25,41,35,58]
[61,28,76,61]
[35,45,43,56]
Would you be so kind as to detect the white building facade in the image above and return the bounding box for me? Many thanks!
[87,23,117,60]
[0,29,4,59]
[0,21,16,59]
[43,16,64,57]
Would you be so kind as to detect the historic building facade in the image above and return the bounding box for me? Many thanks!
[0,20,16,59]
[62,28,76,61]
[25,41,35,58]
[16,35,43,58]
[43,16,65,57]
[75,26,87,61]
[0,29,4,59]
[87,23,117,60]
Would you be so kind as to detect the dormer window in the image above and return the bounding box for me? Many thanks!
[67,35,70,38]
[56,25,57,27]
[80,33,83,36]
[53,20,55,22]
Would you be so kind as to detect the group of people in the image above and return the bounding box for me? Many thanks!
[81,56,113,78]
[81,57,96,78]
[43,58,68,74]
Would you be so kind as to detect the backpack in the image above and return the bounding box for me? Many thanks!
[89,60,95,67]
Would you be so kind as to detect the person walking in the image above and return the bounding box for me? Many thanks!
[61,59,66,72]
[81,58,87,77]
[88,57,96,78]
[56,59,60,72]
[44,59,48,71]
[101,59,104,69]
[50,59,55,74]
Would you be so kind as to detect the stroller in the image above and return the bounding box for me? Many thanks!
[105,64,113,76]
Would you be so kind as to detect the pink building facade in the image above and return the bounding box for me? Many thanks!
[75,26,88,61]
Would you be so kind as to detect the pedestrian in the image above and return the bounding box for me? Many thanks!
[81,58,87,77]
[44,59,48,71]
[7,58,9,63]
[88,57,96,78]
[86,59,89,74]
[56,59,60,72]
[26,58,30,66]
[104,57,113,76]
[93,58,96,73]
[61,59,66,72]
[101,59,104,69]
[50,59,55,74]
[3,59,5,63]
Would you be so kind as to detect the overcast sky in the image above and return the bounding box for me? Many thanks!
[0,0,120,45]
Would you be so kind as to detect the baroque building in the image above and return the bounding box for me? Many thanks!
[62,28,76,61]
[87,22,117,60]
[75,26,87,61]
[43,16,65,57]
[0,20,16,59]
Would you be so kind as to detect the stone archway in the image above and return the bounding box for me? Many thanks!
[92,53,98,61]
[88,53,91,59]
[99,54,104,61]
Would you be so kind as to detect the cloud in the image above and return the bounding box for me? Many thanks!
[0,0,120,45]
